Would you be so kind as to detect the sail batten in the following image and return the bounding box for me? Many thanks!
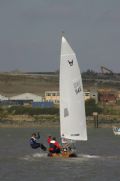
[60,36,87,141]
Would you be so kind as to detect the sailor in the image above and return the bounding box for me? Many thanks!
[49,137,61,154]
[30,132,47,151]
[47,135,52,144]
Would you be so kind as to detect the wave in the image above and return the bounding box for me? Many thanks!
[20,153,120,162]
[78,154,101,159]
[20,152,48,161]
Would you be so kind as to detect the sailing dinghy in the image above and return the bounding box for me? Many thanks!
[113,126,120,135]
[49,35,87,158]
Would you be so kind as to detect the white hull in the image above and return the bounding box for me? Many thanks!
[113,127,120,135]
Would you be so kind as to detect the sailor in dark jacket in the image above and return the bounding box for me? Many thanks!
[30,132,46,151]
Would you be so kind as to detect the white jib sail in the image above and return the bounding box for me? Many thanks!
[60,36,87,141]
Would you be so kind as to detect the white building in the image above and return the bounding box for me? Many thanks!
[45,91,59,104]
[84,90,98,103]
[10,93,42,102]
[84,91,91,101]
[0,94,8,101]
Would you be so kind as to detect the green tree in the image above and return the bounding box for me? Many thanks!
[85,98,102,116]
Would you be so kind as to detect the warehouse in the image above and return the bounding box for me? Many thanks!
[10,93,42,102]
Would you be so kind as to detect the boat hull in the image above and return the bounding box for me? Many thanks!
[48,151,77,158]
[113,130,120,135]
[113,127,120,135]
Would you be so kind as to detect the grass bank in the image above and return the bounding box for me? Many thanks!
[0,114,120,128]
[0,114,59,128]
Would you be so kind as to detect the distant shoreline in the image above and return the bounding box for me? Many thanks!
[0,120,59,128]
[0,114,120,128]
[0,114,59,128]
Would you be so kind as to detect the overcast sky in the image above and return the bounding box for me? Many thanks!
[0,0,120,73]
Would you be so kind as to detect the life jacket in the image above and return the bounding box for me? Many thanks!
[30,137,37,145]
[49,140,61,151]
[49,140,56,151]
[47,137,51,144]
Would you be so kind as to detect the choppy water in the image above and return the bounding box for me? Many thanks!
[0,127,120,181]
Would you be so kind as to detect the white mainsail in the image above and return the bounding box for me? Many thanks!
[60,36,87,141]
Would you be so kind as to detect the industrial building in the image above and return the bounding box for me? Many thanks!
[0,95,8,101]
[0,93,43,107]
[10,93,42,102]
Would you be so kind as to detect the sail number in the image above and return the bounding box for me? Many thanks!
[73,80,81,94]
[71,134,80,136]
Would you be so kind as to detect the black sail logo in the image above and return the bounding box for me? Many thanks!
[68,59,73,66]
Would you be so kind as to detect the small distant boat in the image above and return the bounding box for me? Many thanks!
[113,126,120,135]
[49,34,87,158]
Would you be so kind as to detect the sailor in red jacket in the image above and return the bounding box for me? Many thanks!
[47,136,52,144]
[49,137,61,154]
